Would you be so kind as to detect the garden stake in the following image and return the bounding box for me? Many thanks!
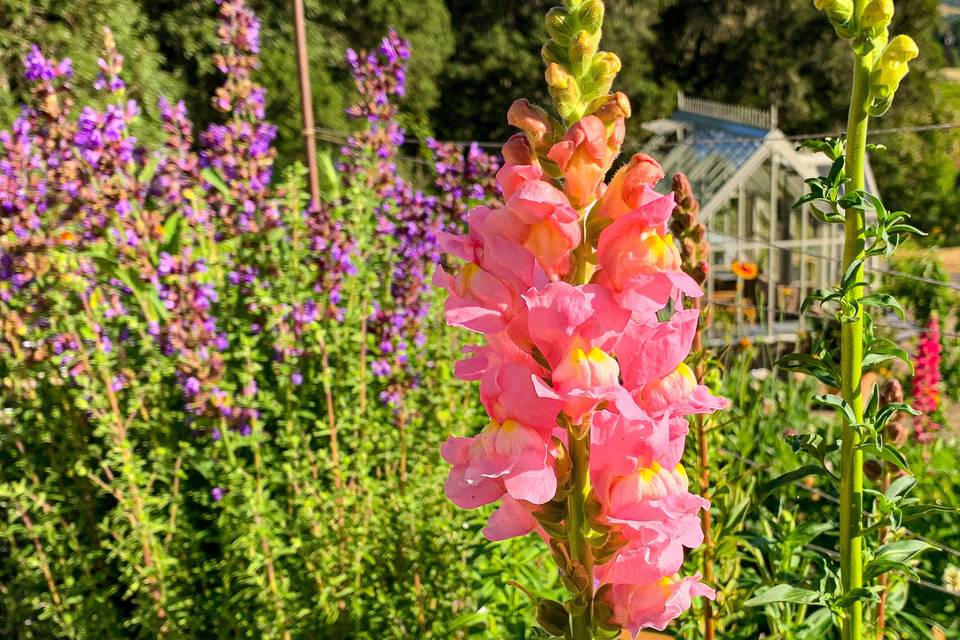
[291,0,321,208]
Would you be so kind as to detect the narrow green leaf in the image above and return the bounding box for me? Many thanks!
[759,465,829,500]
[745,584,825,607]
[860,443,910,473]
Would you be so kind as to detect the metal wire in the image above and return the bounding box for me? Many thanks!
[651,122,960,149]
[314,122,960,152]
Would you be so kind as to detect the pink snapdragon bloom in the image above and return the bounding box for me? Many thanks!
[442,418,557,508]
[503,178,581,280]
[601,575,716,634]
[596,192,702,313]
[547,115,620,208]
[590,411,708,584]
[593,152,666,224]
[522,282,644,421]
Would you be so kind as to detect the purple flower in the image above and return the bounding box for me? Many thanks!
[211,487,224,502]
[184,376,201,396]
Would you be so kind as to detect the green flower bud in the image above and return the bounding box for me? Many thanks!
[580,52,620,102]
[578,0,604,33]
[545,6,574,46]
[569,29,601,76]
[545,62,582,121]
[541,39,568,66]
[813,0,853,24]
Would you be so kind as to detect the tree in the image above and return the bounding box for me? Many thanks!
[139,0,454,165]
[433,0,671,142]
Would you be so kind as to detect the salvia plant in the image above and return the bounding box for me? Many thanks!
[768,1,953,638]
[435,1,728,637]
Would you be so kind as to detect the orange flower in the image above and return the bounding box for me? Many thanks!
[738,337,752,348]
[731,259,759,280]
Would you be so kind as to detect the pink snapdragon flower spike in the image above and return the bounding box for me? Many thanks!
[435,1,724,636]
[911,312,942,442]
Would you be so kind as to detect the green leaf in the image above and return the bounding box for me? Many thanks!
[161,212,184,254]
[201,167,235,204]
[864,558,919,582]
[863,337,912,372]
[883,475,916,502]
[744,584,825,607]
[759,465,829,500]
[860,443,910,473]
[137,156,161,185]
[859,293,904,320]
[318,150,341,202]
[776,353,840,388]
[814,394,858,425]
[873,539,931,564]
[832,587,881,608]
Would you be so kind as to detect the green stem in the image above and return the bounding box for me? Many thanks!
[840,6,870,638]
[567,423,593,639]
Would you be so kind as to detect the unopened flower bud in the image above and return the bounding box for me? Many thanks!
[502,133,538,167]
[591,91,631,124]
[545,6,574,46]
[581,52,620,101]
[569,29,601,76]
[861,0,894,32]
[541,40,567,67]
[813,0,853,24]
[545,62,582,120]
[578,0,604,33]
[507,99,559,152]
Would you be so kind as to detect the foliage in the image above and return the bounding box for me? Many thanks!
[1,1,958,639]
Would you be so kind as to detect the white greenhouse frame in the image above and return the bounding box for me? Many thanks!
[643,93,879,345]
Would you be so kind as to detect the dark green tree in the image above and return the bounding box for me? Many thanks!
[139,0,454,165]
[433,0,670,142]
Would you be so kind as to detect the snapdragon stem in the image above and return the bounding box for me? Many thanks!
[840,5,870,637]
[567,424,593,639]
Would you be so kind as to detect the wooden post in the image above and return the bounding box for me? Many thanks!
[768,153,778,341]
[292,0,322,209]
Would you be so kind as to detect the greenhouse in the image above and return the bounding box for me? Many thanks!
[644,93,880,344]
